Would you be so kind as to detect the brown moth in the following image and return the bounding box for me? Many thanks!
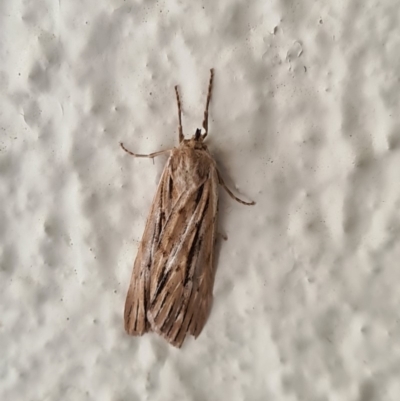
[121,69,255,348]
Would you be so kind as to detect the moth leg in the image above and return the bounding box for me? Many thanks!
[120,142,171,159]
[202,68,214,139]
[217,170,255,206]
[175,86,184,143]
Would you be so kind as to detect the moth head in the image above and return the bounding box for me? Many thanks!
[184,128,208,149]
[194,128,202,141]
[194,127,208,141]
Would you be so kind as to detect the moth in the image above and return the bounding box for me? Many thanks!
[121,69,255,348]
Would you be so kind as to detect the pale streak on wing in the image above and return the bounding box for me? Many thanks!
[147,168,219,347]
[124,166,173,336]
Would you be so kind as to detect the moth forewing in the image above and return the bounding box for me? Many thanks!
[121,69,254,348]
[146,153,219,348]
[124,166,172,335]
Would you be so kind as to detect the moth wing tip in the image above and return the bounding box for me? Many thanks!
[124,318,151,336]
[147,311,187,348]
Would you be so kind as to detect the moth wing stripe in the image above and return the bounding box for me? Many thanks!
[124,165,173,336]
[148,174,215,344]
[150,182,209,302]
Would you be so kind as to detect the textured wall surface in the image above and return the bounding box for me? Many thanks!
[1,0,400,400]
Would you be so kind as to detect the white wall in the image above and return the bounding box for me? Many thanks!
[1,0,400,399]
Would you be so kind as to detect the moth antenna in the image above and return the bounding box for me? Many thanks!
[175,85,184,142]
[202,68,214,140]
